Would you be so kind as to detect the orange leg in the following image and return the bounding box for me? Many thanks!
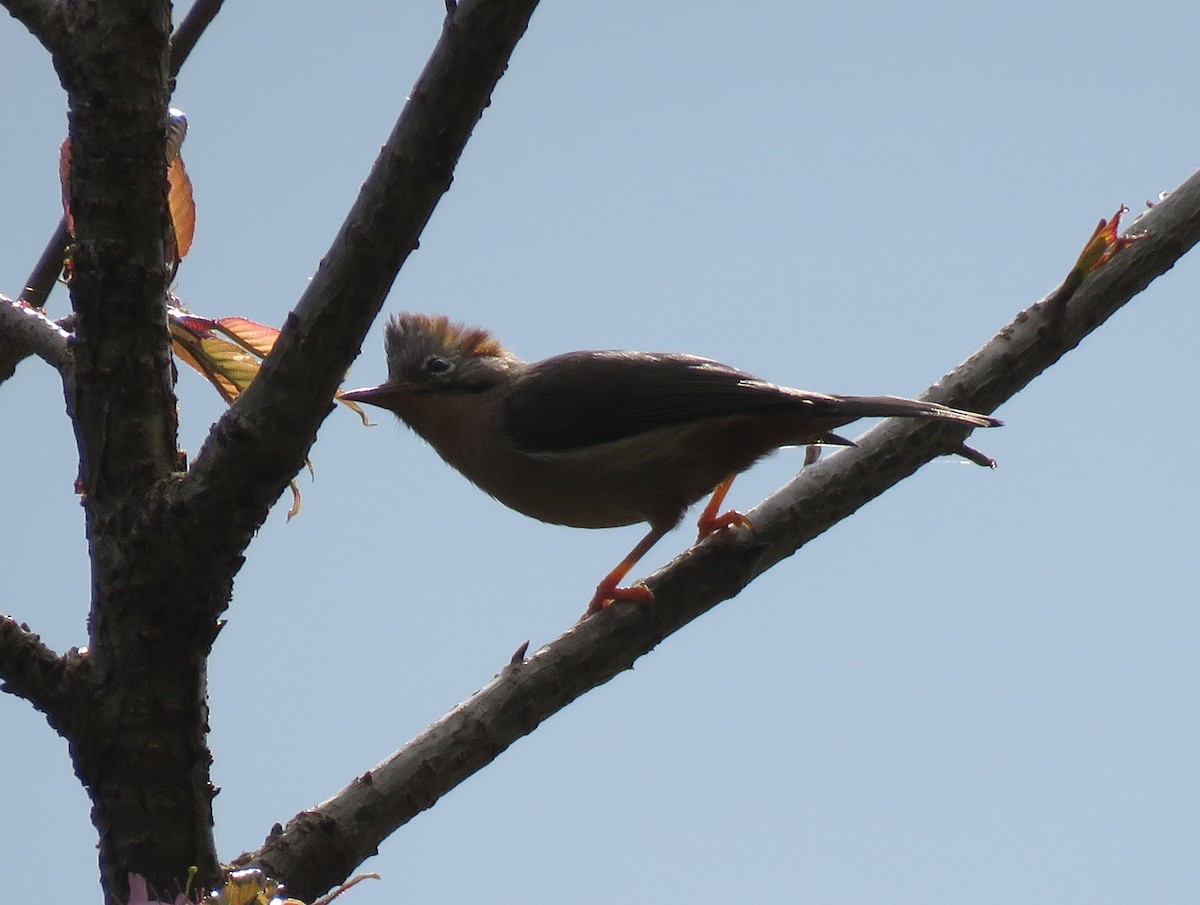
[584,524,668,617]
[695,475,755,541]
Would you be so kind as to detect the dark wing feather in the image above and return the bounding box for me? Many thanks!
[504,352,835,453]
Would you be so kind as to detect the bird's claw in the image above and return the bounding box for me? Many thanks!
[696,510,755,542]
[582,583,654,620]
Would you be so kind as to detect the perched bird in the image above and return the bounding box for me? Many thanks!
[342,314,1000,615]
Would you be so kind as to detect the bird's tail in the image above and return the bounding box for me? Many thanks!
[827,395,1001,429]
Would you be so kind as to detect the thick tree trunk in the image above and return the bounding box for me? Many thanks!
[52,2,222,901]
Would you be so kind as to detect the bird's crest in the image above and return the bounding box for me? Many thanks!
[398,313,505,359]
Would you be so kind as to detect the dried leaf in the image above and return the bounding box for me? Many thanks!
[336,391,374,426]
[311,874,381,905]
[286,476,304,522]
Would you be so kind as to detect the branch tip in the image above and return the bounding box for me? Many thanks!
[955,442,998,469]
[0,614,73,718]
[509,640,530,665]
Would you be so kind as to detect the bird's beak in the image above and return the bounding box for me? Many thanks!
[339,382,410,408]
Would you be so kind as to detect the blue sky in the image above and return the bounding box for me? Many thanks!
[2,3,1198,903]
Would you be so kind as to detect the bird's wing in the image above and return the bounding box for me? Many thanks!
[504,352,835,453]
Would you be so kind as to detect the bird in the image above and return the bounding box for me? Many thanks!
[341,313,1001,616]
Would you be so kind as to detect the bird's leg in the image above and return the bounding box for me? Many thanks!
[584,524,669,617]
[695,475,754,541]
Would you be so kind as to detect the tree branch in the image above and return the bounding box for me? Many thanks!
[0,223,71,382]
[0,294,71,374]
[2,0,65,55]
[5,4,541,900]
[0,614,81,725]
[14,219,70,310]
[58,0,179,529]
[743,188,1200,580]
[173,0,541,588]
[168,0,226,76]
[250,166,1200,900]
[50,3,224,901]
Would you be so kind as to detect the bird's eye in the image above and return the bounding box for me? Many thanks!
[424,355,452,375]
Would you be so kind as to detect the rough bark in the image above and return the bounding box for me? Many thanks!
[49,1,221,900]
[2,1,543,901]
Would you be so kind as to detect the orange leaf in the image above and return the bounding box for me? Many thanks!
[60,109,196,266]
[168,155,196,260]
[213,317,281,358]
[165,109,195,261]
[59,138,74,235]
[168,307,370,422]
[1070,205,1145,277]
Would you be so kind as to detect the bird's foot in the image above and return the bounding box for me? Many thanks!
[696,509,755,542]
[582,582,654,619]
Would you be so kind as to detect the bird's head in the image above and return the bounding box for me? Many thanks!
[341,313,519,410]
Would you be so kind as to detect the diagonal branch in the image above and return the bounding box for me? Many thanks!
[250,166,1200,901]
[173,0,542,584]
[742,193,1200,579]
[0,294,71,374]
[168,0,226,74]
[14,219,70,310]
[2,0,65,55]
